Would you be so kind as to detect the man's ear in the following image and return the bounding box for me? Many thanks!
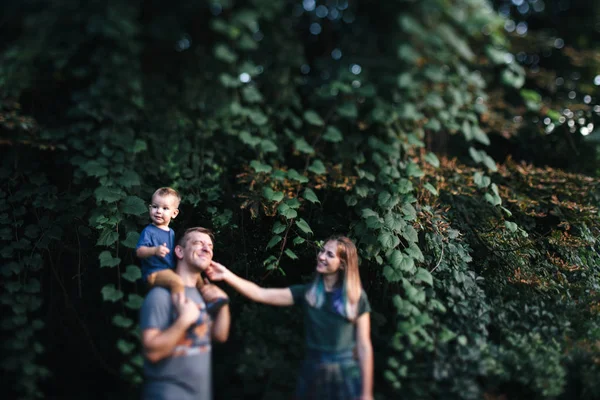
[174,245,184,260]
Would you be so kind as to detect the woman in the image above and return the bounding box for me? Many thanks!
[207,236,373,400]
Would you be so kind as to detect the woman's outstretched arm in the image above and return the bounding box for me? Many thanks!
[207,261,294,306]
[356,312,374,400]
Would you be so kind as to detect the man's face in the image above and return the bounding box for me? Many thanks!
[178,231,214,271]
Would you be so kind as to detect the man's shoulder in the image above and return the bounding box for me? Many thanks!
[145,287,171,303]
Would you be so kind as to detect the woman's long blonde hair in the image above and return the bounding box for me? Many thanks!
[305,236,362,320]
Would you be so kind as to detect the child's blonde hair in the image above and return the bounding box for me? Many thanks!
[152,187,181,207]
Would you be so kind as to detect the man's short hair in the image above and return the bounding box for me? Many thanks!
[177,227,214,247]
[152,187,181,206]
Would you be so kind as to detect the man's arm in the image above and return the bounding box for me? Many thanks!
[211,304,230,343]
[142,297,199,363]
[199,282,231,342]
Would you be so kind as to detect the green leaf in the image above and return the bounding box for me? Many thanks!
[117,339,136,355]
[250,160,272,173]
[501,65,525,89]
[546,109,561,122]
[287,169,309,183]
[295,218,313,235]
[121,196,148,216]
[504,221,518,232]
[378,192,400,209]
[401,203,417,221]
[95,186,125,203]
[266,235,282,249]
[118,170,141,188]
[284,249,298,260]
[249,110,269,126]
[337,102,358,118]
[355,185,369,198]
[272,221,286,234]
[402,278,426,304]
[101,284,123,302]
[277,203,298,219]
[397,179,413,194]
[438,23,474,61]
[239,131,261,147]
[406,162,424,178]
[397,72,413,88]
[415,267,433,286]
[378,231,397,249]
[402,225,419,243]
[383,265,403,282]
[81,160,108,178]
[214,43,238,63]
[263,187,284,202]
[112,315,134,328]
[293,237,305,246]
[389,250,404,269]
[473,172,491,188]
[122,231,140,249]
[384,213,405,232]
[99,251,121,268]
[484,192,502,207]
[242,85,263,103]
[424,153,440,168]
[125,294,144,310]
[285,197,301,209]
[97,229,119,247]
[405,243,424,263]
[122,265,142,282]
[361,208,379,218]
[308,160,326,175]
[423,183,438,196]
[322,126,342,142]
[133,139,147,153]
[424,118,442,132]
[485,45,511,65]
[365,216,383,229]
[471,125,490,145]
[302,188,320,204]
[294,138,315,154]
[303,110,324,126]
[220,73,242,88]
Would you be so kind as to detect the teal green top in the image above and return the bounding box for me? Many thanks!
[290,284,371,352]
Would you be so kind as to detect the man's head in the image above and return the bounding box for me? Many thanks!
[149,187,181,228]
[175,227,214,272]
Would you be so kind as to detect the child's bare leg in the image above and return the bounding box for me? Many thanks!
[147,269,185,302]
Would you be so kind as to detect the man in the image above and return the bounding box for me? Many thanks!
[140,227,230,400]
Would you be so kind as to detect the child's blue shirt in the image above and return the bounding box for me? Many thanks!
[136,224,175,282]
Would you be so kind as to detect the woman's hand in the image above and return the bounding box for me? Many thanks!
[206,261,229,281]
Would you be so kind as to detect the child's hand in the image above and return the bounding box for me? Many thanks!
[154,243,170,258]
[206,261,228,281]
[175,296,200,327]
[199,279,229,303]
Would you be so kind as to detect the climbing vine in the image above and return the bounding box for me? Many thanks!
[1,0,599,399]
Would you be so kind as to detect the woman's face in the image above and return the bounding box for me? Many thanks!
[316,240,343,276]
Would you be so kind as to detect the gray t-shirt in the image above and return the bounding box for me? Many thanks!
[140,286,212,400]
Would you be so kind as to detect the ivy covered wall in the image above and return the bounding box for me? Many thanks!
[1,0,599,399]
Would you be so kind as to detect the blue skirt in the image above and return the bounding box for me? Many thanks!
[295,349,362,400]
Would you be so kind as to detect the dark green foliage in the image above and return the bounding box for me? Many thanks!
[1,0,599,399]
